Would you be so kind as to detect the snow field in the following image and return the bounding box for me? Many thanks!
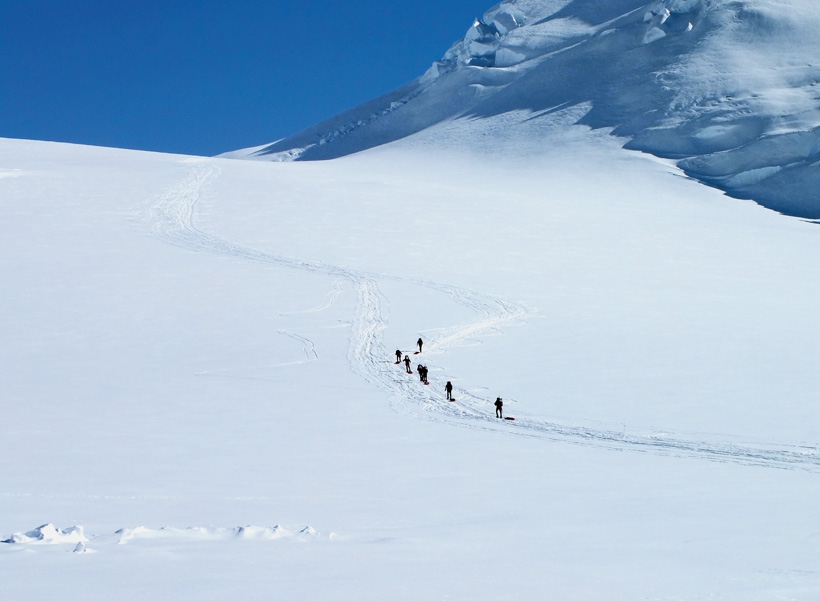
[3,132,820,599]
[6,1,820,598]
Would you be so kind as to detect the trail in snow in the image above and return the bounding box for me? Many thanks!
[279,279,345,316]
[149,163,820,473]
[191,328,318,380]
[149,162,527,418]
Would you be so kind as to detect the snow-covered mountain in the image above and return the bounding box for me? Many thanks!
[226,0,820,218]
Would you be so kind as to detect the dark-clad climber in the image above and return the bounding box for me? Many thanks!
[417,338,423,353]
[421,365,429,385]
[494,397,503,418]
[445,381,453,400]
[404,355,412,373]
[418,364,425,383]
[395,349,402,364]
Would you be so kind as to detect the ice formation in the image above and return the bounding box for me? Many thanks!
[2,524,87,545]
[2,523,323,551]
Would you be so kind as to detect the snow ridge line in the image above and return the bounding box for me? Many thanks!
[149,165,820,473]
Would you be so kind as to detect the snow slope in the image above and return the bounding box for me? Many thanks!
[226,0,820,218]
[3,121,820,599]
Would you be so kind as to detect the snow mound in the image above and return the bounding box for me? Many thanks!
[2,523,87,545]
[227,0,820,218]
[72,541,95,554]
[2,523,325,552]
[234,525,288,540]
[115,524,309,544]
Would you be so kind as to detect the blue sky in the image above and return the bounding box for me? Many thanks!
[0,0,491,156]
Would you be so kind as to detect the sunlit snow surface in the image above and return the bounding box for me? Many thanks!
[228,0,820,218]
[3,110,820,599]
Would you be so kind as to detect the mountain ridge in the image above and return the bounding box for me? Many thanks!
[224,0,820,218]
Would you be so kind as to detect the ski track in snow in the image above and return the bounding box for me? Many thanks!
[279,278,345,316]
[150,163,820,474]
[277,330,319,362]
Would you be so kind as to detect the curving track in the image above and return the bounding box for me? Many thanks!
[150,163,820,473]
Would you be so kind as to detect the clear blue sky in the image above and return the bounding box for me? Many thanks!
[0,0,490,156]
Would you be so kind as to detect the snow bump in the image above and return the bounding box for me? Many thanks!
[3,523,327,553]
[2,524,87,545]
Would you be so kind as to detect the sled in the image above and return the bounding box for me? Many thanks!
[504,417,515,421]
[449,398,456,402]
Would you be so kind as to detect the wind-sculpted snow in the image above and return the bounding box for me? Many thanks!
[227,0,820,218]
[150,164,820,474]
[1,523,88,545]
[2,523,325,554]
